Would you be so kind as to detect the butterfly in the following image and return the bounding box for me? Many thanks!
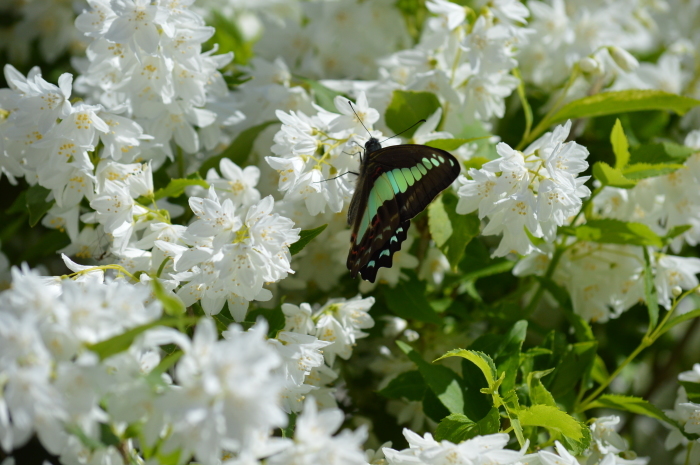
[345,108,461,283]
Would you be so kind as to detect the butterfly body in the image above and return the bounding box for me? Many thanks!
[346,137,460,283]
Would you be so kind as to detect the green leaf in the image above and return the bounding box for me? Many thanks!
[583,394,679,427]
[289,224,328,256]
[429,192,480,269]
[642,247,660,329]
[424,137,489,151]
[622,162,685,180]
[549,341,598,398]
[88,317,196,360]
[378,370,427,401]
[611,119,630,169]
[518,404,586,442]
[153,278,185,315]
[630,142,696,165]
[383,273,442,324]
[198,121,278,176]
[438,349,497,388]
[495,320,527,394]
[592,161,637,188]
[460,260,514,282]
[548,90,700,125]
[397,340,465,415]
[245,305,286,337]
[295,76,346,112]
[664,225,693,242]
[207,11,253,64]
[501,389,526,446]
[567,219,663,248]
[527,369,557,407]
[660,308,700,335]
[145,350,183,387]
[590,355,609,385]
[26,184,54,227]
[152,177,208,202]
[434,408,500,443]
[680,381,700,403]
[385,90,441,138]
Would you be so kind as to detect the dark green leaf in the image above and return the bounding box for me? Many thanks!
[198,121,278,176]
[549,341,598,398]
[434,408,500,443]
[611,119,630,169]
[429,192,480,269]
[100,423,120,447]
[423,387,452,422]
[385,90,441,138]
[549,90,700,125]
[379,370,427,401]
[495,320,527,393]
[26,184,53,227]
[568,219,663,248]
[245,305,286,337]
[590,355,609,385]
[397,340,466,414]
[630,142,696,165]
[680,381,700,403]
[289,224,328,256]
[460,358,496,421]
[643,247,659,329]
[592,161,637,189]
[383,273,442,324]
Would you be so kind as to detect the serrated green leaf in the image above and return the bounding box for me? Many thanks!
[385,90,441,138]
[295,76,346,112]
[642,247,659,329]
[152,177,208,202]
[397,340,465,414]
[378,370,427,401]
[569,219,663,248]
[583,394,679,427]
[630,142,696,165]
[527,369,557,407]
[434,408,500,443]
[153,278,185,315]
[622,162,685,180]
[518,404,586,441]
[289,224,327,256]
[383,273,442,324]
[611,119,630,169]
[88,317,196,361]
[198,121,277,176]
[424,137,488,151]
[26,184,54,227]
[592,161,637,188]
[438,349,497,388]
[549,90,700,125]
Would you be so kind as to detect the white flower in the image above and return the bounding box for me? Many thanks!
[105,0,169,55]
[590,416,627,457]
[538,441,578,465]
[654,254,700,309]
[206,159,261,208]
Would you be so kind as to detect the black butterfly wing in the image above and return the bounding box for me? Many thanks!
[347,145,460,282]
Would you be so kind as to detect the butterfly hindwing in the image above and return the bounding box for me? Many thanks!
[347,144,460,282]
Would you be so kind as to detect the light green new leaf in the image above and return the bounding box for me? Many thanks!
[527,369,557,407]
[664,225,693,242]
[428,195,453,248]
[630,142,696,165]
[385,90,441,138]
[437,349,497,388]
[424,137,489,151]
[397,341,466,414]
[198,121,278,175]
[569,219,664,248]
[549,90,700,125]
[583,394,679,428]
[152,177,209,202]
[622,162,685,180]
[289,224,327,256]
[611,119,630,169]
[518,405,586,442]
[153,278,185,315]
[592,162,637,189]
[88,316,197,361]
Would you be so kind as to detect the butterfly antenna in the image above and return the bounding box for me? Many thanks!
[314,172,359,183]
[379,119,427,144]
[348,100,373,138]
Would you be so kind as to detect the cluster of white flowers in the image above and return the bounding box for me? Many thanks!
[457,120,590,257]
[665,364,700,463]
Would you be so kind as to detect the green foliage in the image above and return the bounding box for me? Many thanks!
[289,224,328,256]
[26,184,54,227]
[428,192,480,269]
[295,76,346,112]
[434,409,500,443]
[198,121,278,175]
[151,175,208,202]
[562,219,664,248]
[385,90,442,138]
[383,272,442,324]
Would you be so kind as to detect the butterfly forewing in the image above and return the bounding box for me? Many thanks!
[347,144,460,282]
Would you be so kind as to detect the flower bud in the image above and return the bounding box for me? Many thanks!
[404,329,420,342]
[608,46,639,72]
[672,286,683,298]
[579,56,602,74]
